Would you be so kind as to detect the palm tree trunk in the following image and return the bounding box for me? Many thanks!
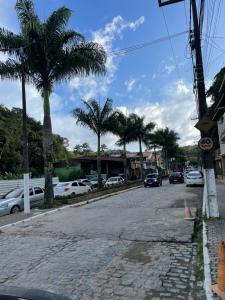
[97,133,102,189]
[123,142,128,184]
[22,72,30,213]
[43,89,54,206]
[139,137,144,180]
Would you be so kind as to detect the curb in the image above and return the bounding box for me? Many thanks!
[203,220,214,300]
[0,185,142,231]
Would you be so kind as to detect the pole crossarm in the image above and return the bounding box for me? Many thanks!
[158,0,184,7]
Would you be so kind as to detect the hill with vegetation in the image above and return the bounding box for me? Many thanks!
[0,105,69,178]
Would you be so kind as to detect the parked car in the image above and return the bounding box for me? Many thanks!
[90,177,106,189]
[78,179,93,189]
[105,176,124,187]
[169,172,184,184]
[186,171,204,186]
[54,181,91,197]
[0,186,44,216]
[144,173,162,187]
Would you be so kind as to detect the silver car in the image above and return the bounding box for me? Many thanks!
[0,186,44,216]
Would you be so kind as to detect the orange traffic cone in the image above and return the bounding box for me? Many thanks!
[184,200,195,221]
[211,241,225,299]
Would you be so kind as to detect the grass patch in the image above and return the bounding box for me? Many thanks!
[39,180,142,209]
[193,209,204,281]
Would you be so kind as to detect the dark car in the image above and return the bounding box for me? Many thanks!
[169,172,184,184]
[144,173,162,187]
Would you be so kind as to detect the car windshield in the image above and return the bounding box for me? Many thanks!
[172,172,181,176]
[108,178,118,182]
[2,188,23,199]
[147,174,157,179]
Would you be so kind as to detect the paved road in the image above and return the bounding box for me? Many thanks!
[0,182,203,299]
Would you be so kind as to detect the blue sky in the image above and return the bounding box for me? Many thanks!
[0,0,225,151]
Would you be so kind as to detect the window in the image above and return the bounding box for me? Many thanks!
[78,182,86,186]
[72,182,78,186]
[29,188,34,196]
[34,187,43,194]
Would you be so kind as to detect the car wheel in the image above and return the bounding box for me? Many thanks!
[169,181,172,184]
[10,205,20,214]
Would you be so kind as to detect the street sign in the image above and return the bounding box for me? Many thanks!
[195,116,216,133]
[198,137,214,151]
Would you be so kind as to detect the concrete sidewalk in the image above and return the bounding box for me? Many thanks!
[205,182,225,299]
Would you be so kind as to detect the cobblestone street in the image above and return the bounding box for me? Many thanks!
[0,182,203,299]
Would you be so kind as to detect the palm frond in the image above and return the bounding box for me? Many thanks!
[15,0,40,36]
[0,59,21,80]
[73,107,97,134]
[0,28,24,54]
[45,7,73,34]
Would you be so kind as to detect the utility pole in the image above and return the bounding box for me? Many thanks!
[21,54,30,214]
[157,0,219,217]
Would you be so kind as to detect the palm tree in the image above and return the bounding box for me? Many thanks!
[108,111,133,184]
[0,27,31,212]
[14,0,106,206]
[129,114,155,180]
[151,127,179,170]
[73,99,114,189]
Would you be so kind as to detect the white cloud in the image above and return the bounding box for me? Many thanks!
[164,64,175,75]
[117,80,200,147]
[69,15,145,100]
[125,79,136,92]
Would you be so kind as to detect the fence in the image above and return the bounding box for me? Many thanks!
[0,177,59,197]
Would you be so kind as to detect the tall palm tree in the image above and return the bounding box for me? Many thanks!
[14,0,106,206]
[151,127,179,170]
[73,99,114,189]
[129,113,155,180]
[108,111,133,184]
[0,28,31,212]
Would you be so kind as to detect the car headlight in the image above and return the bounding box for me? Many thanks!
[144,179,147,182]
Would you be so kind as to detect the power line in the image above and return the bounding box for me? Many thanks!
[161,7,181,79]
[110,31,188,56]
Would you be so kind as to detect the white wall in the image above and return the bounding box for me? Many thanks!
[0,177,59,197]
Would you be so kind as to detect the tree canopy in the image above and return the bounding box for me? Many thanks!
[0,105,68,178]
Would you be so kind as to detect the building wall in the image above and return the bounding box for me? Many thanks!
[217,114,225,155]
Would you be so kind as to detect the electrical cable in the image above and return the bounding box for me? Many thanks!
[161,7,181,79]
[110,31,188,56]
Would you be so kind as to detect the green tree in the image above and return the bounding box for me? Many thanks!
[108,111,133,183]
[207,67,225,105]
[73,99,114,189]
[100,144,108,153]
[13,0,106,206]
[151,127,179,170]
[0,105,67,177]
[73,144,82,155]
[129,114,155,179]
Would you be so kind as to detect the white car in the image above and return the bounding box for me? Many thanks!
[78,179,93,189]
[105,176,124,187]
[186,171,204,186]
[90,177,106,188]
[54,181,91,197]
